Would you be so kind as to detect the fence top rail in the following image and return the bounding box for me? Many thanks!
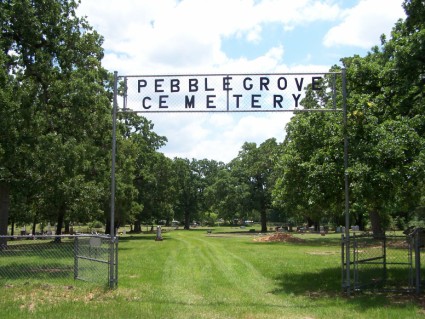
[118,71,342,78]
[352,233,409,239]
[0,234,113,239]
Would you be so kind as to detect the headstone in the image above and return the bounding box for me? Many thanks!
[155,226,163,241]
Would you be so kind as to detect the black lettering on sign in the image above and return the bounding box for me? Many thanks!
[138,80,147,93]
[206,95,216,108]
[295,78,304,91]
[233,94,242,108]
[243,77,253,90]
[185,95,195,108]
[204,78,214,91]
[277,77,287,90]
[251,94,261,108]
[132,74,329,111]
[223,76,232,91]
[155,79,164,93]
[312,76,322,90]
[171,79,180,92]
[189,79,198,92]
[159,95,168,108]
[260,77,269,91]
[142,96,151,109]
[292,94,301,107]
[273,95,283,108]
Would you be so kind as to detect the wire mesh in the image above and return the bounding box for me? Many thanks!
[342,232,422,293]
[0,235,117,288]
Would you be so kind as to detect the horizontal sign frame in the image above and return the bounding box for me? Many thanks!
[118,72,342,113]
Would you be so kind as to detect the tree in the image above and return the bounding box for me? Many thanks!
[340,0,424,234]
[190,158,224,224]
[273,93,345,230]
[0,0,112,239]
[273,0,425,235]
[117,113,169,231]
[172,158,198,229]
[204,166,247,224]
[230,139,279,232]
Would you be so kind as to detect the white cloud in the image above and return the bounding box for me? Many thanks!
[323,0,405,48]
[147,112,291,162]
[78,0,343,74]
[76,0,403,161]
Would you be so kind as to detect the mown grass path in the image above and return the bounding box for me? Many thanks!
[117,230,423,319]
[158,233,287,313]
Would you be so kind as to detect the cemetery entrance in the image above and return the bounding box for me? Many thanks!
[112,70,351,291]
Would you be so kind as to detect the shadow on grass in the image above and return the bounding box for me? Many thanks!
[256,235,343,246]
[0,262,73,280]
[118,234,175,242]
[272,266,341,295]
[272,265,422,311]
[0,241,74,260]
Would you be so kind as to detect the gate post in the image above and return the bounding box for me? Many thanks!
[415,229,421,294]
[108,71,119,289]
[109,236,118,289]
[74,236,79,280]
[342,68,351,294]
[111,71,118,237]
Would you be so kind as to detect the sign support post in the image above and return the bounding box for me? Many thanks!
[109,71,118,289]
[342,68,350,294]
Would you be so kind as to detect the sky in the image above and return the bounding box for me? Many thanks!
[77,0,406,163]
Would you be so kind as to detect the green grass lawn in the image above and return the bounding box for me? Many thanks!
[1,228,424,318]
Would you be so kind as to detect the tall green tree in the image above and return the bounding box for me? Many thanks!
[204,165,250,224]
[273,108,345,230]
[130,120,171,230]
[273,0,425,235]
[230,139,279,232]
[190,158,224,224]
[172,158,198,229]
[340,0,424,234]
[0,0,112,238]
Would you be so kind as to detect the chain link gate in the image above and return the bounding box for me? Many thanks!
[0,235,117,288]
[342,228,425,293]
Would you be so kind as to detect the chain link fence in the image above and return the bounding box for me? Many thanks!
[0,235,118,288]
[342,229,425,293]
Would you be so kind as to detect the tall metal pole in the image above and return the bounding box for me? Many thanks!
[109,71,118,289]
[342,68,350,294]
[111,71,118,236]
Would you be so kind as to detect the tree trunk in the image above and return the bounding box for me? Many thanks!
[64,220,70,234]
[0,183,10,247]
[55,209,64,243]
[307,217,314,228]
[355,213,365,231]
[369,209,383,237]
[32,215,37,235]
[133,220,141,233]
[105,219,110,234]
[260,210,267,232]
[184,210,190,230]
[105,219,118,235]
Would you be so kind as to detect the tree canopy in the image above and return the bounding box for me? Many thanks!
[1,0,424,236]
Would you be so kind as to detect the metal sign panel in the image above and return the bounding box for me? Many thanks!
[120,72,340,113]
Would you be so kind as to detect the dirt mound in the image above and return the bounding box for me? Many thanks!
[254,232,305,243]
